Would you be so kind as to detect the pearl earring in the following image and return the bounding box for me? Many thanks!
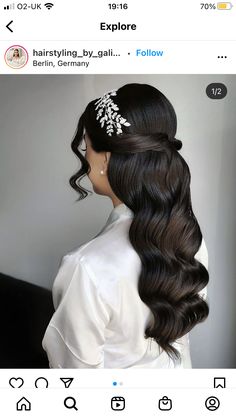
[100,170,104,175]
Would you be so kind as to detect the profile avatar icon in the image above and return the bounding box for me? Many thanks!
[4,45,28,69]
[205,396,220,411]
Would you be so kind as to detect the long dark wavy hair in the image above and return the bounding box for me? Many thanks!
[69,83,209,361]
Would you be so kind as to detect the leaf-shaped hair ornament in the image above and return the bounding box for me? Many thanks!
[94,89,131,136]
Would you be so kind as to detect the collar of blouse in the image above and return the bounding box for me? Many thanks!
[106,203,133,227]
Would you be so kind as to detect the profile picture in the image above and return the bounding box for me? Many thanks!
[4,45,28,69]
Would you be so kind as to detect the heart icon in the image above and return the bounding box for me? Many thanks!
[9,377,24,388]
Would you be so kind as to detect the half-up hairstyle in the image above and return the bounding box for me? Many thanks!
[69,83,209,361]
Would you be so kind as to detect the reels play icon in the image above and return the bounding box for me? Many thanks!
[111,397,125,411]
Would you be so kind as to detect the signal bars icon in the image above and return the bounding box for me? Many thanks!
[4,3,14,9]
[44,2,54,9]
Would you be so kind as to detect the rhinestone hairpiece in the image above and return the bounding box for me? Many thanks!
[94,89,131,136]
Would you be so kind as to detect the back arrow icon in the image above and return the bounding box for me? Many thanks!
[6,20,13,32]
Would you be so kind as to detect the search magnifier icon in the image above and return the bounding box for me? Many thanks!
[64,397,78,411]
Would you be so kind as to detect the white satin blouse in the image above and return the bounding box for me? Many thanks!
[42,203,208,369]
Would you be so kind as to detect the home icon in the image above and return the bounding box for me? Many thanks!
[16,397,31,411]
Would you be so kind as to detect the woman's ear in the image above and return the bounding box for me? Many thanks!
[104,151,111,168]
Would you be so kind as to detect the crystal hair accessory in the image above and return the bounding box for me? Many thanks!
[94,89,131,136]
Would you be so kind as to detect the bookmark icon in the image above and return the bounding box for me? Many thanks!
[60,378,74,388]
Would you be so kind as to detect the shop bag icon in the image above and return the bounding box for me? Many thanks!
[158,396,172,411]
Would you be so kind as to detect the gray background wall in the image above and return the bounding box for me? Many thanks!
[0,75,235,368]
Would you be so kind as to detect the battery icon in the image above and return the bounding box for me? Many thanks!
[217,2,233,9]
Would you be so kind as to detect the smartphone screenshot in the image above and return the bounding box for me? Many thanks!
[0,0,235,417]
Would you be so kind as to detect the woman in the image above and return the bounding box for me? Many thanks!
[8,48,26,68]
[42,83,209,368]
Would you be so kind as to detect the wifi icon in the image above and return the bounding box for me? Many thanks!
[44,2,54,9]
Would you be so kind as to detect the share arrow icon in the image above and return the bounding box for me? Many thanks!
[60,378,74,388]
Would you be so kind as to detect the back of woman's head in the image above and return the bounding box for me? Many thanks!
[70,83,209,362]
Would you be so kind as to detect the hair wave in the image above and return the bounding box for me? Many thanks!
[69,83,209,361]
